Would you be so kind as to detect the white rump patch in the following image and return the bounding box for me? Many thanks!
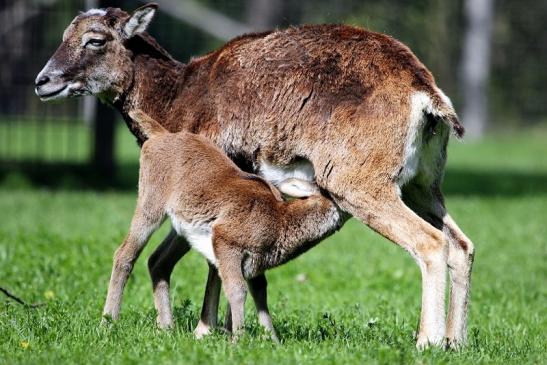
[258,159,315,187]
[397,92,435,189]
[169,214,216,265]
[84,9,107,16]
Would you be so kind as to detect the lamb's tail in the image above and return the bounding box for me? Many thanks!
[429,90,465,139]
[128,109,168,139]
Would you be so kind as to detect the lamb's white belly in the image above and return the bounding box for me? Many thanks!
[169,214,217,265]
[258,159,315,185]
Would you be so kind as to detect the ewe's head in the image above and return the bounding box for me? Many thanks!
[35,3,157,102]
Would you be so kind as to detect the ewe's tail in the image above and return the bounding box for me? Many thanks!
[128,109,168,139]
[429,90,465,139]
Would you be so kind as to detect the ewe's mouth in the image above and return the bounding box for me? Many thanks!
[37,85,68,100]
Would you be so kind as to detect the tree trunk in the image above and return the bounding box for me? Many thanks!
[461,0,494,139]
[246,0,283,30]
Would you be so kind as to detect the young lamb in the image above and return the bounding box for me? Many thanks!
[102,110,342,340]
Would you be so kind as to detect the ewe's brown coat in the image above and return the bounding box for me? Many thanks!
[35,4,474,348]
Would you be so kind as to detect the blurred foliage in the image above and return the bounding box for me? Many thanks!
[1,0,546,126]
[148,0,547,126]
[211,0,546,126]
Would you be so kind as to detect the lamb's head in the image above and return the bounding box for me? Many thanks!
[35,3,157,102]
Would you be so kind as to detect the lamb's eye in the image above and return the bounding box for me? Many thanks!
[85,38,106,48]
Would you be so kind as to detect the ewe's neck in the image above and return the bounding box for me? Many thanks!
[114,34,186,144]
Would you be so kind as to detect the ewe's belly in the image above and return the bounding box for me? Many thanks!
[258,159,315,185]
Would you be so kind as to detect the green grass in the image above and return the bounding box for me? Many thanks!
[0,118,91,163]
[1,128,546,364]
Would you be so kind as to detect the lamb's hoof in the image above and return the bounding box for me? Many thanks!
[193,321,212,339]
[270,332,280,344]
[100,314,114,327]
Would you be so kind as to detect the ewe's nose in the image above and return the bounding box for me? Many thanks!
[35,75,50,87]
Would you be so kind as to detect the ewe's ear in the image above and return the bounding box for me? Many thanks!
[123,3,158,38]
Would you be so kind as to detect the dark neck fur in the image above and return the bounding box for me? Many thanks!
[114,33,186,145]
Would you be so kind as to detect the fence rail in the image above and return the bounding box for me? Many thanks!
[1,0,545,185]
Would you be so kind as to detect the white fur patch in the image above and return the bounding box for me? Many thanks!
[169,214,216,265]
[84,9,107,16]
[277,178,318,198]
[258,159,315,187]
[397,92,434,189]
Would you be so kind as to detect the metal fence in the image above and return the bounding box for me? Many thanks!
[0,0,545,184]
[1,1,84,163]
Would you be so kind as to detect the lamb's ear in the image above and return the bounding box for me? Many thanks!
[123,3,158,38]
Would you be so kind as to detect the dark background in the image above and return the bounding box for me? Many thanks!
[0,0,545,186]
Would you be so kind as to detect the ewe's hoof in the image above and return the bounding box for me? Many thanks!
[193,321,212,339]
[446,337,466,351]
[416,336,445,350]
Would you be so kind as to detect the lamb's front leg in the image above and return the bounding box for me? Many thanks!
[103,207,162,322]
[248,274,279,343]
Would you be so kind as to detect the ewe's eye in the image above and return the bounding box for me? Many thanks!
[85,38,106,49]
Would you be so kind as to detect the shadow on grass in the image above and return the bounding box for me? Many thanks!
[1,161,546,196]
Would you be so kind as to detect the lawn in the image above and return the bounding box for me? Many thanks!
[0,127,546,364]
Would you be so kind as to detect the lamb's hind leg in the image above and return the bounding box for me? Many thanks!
[147,228,191,329]
[336,185,448,349]
[214,239,247,340]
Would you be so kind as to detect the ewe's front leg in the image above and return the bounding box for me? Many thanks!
[103,208,162,322]
[194,263,222,339]
[148,228,191,329]
[248,274,279,343]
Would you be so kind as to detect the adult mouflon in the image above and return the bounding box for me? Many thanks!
[36,3,474,349]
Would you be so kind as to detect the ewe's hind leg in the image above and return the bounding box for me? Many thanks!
[103,207,163,322]
[148,228,191,329]
[248,274,279,343]
[224,303,232,333]
[195,263,222,338]
[336,185,448,348]
[403,184,475,348]
[444,215,474,348]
